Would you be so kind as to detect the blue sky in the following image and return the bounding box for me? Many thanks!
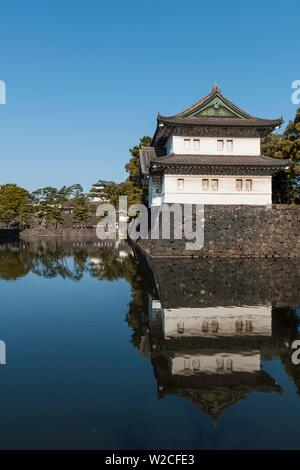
[0,0,299,192]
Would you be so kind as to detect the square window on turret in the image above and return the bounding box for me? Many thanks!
[193,139,200,150]
[217,139,224,151]
[212,179,219,191]
[177,178,184,190]
[245,179,253,191]
[202,179,209,191]
[227,139,233,151]
[183,138,191,151]
[236,179,243,191]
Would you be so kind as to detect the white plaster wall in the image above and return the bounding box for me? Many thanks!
[149,177,164,206]
[166,136,261,156]
[162,305,272,338]
[161,174,272,206]
[166,138,173,155]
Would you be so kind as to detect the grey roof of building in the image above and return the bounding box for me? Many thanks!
[152,153,291,168]
[139,146,291,177]
[152,85,283,146]
[157,84,283,126]
[139,146,157,175]
[157,116,283,128]
[160,83,256,119]
[92,179,114,186]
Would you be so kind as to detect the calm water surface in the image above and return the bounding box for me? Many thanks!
[0,240,299,450]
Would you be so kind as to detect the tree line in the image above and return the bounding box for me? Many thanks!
[0,136,151,229]
[0,183,94,228]
[262,107,300,203]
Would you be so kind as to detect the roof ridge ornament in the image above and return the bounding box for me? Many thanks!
[212,80,221,93]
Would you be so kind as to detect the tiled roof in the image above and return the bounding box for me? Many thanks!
[139,147,291,177]
[139,146,157,175]
[152,85,283,146]
[157,116,283,128]
[92,179,114,186]
[160,83,254,120]
[152,153,290,168]
[157,84,283,126]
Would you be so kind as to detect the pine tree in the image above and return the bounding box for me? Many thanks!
[0,184,30,227]
[261,108,300,203]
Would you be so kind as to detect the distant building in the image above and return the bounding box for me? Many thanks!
[89,179,114,203]
[140,83,290,206]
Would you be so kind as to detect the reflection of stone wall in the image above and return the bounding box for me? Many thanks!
[0,229,19,242]
[145,258,300,308]
[17,238,130,255]
[138,205,300,258]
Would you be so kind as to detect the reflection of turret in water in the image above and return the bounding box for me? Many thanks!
[147,298,286,423]
[133,253,300,424]
[153,352,282,424]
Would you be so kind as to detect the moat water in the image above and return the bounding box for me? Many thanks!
[0,240,299,449]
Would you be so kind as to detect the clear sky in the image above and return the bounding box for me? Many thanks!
[0,0,299,192]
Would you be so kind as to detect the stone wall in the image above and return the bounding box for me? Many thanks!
[138,204,300,258]
[20,228,98,240]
